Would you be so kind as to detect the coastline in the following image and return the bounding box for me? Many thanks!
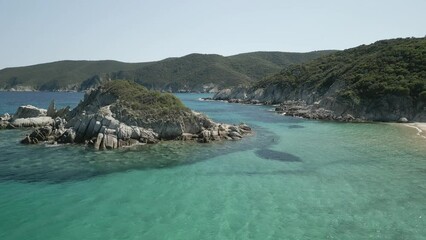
[0,89,80,93]
[403,122,426,139]
[388,122,426,140]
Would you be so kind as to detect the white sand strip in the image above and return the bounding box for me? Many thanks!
[404,122,426,139]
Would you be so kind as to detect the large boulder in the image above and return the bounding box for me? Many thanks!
[13,105,47,119]
[10,116,54,128]
[21,126,53,144]
[6,105,54,128]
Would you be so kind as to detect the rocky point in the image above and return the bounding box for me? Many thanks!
[2,80,252,150]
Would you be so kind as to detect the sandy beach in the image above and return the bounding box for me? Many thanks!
[403,122,426,139]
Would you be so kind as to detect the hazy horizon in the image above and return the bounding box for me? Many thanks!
[1,0,425,69]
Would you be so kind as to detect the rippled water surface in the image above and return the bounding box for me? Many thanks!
[0,92,425,239]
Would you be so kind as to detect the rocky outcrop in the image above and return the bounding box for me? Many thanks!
[13,105,47,119]
[7,85,36,91]
[46,100,70,118]
[0,103,72,129]
[213,38,426,123]
[213,85,426,122]
[11,117,55,128]
[274,100,357,122]
[0,106,52,129]
[19,81,252,150]
[0,113,11,121]
[59,105,160,149]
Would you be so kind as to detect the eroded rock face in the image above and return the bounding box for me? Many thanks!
[62,109,160,149]
[47,100,71,119]
[274,101,358,122]
[213,85,426,122]
[22,108,251,150]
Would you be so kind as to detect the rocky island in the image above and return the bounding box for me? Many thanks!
[1,80,251,150]
[213,37,426,123]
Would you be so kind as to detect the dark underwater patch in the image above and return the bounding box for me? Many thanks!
[0,124,281,184]
[255,149,302,162]
[288,125,305,129]
[199,169,308,176]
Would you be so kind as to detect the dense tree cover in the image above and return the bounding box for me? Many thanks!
[101,80,189,117]
[125,51,335,91]
[0,51,334,91]
[0,60,146,91]
[255,37,426,104]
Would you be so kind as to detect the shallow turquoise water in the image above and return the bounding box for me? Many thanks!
[0,92,425,239]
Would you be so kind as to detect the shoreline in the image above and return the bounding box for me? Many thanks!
[403,122,426,139]
[388,122,426,139]
[208,98,426,127]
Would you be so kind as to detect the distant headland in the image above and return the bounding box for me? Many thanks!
[0,51,335,92]
[211,37,426,123]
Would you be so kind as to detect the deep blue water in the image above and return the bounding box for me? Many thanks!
[0,91,83,115]
[0,91,425,239]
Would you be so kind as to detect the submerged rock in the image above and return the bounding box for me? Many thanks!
[255,149,302,162]
[21,126,54,144]
[288,125,304,129]
[20,80,252,149]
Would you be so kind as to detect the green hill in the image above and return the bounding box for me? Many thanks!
[115,51,336,91]
[227,51,336,80]
[216,37,426,121]
[256,37,426,103]
[0,51,335,92]
[0,60,147,91]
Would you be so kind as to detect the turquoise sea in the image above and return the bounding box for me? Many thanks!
[0,92,425,240]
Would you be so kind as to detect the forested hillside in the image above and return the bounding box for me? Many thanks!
[214,37,426,121]
[0,51,335,92]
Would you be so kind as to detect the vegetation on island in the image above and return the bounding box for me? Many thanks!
[101,80,189,117]
[0,51,335,91]
[255,37,426,105]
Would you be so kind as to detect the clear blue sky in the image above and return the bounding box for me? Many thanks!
[0,0,425,69]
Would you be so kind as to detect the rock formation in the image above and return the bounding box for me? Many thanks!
[0,102,71,129]
[213,38,426,123]
[213,83,426,122]
[13,105,47,119]
[213,87,364,122]
[17,80,252,150]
